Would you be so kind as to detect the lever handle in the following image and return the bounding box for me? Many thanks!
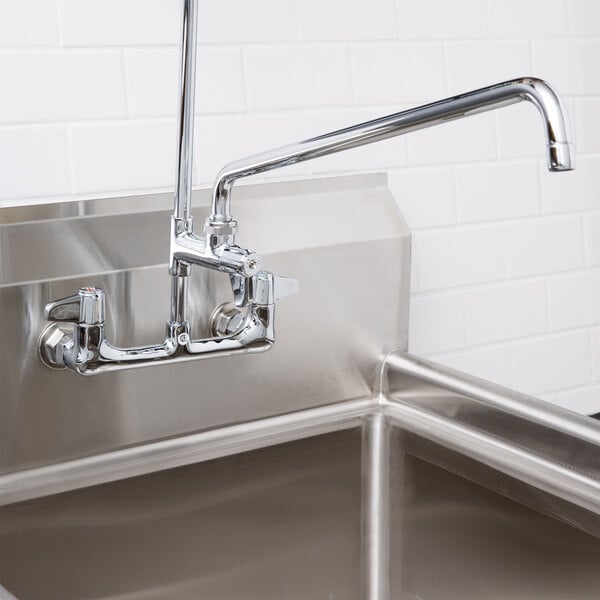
[45,287,105,325]
[249,273,299,306]
[45,294,80,322]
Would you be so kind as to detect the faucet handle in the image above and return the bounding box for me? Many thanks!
[45,294,81,322]
[273,276,299,302]
[250,273,299,306]
[45,287,105,325]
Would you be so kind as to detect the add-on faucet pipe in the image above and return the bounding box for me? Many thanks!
[173,0,197,225]
[209,77,573,225]
[169,0,198,331]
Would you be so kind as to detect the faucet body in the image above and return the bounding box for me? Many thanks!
[38,0,573,375]
[39,0,298,376]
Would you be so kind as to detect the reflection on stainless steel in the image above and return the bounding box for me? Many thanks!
[37,0,574,377]
[1,353,599,599]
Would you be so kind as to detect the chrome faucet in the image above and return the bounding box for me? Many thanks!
[39,0,298,376]
[39,0,573,375]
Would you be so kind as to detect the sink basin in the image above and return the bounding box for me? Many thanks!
[1,414,598,599]
[1,352,599,599]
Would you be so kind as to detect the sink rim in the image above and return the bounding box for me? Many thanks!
[1,352,598,514]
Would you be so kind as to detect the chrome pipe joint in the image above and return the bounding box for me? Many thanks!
[38,0,574,375]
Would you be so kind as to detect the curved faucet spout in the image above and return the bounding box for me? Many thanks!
[209,77,573,227]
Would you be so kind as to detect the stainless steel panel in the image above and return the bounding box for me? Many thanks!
[0,175,411,473]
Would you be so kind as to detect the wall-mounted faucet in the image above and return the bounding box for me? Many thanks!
[38,0,574,375]
[39,0,298,376]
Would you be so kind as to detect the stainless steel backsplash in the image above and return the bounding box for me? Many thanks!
[0,174,411,472]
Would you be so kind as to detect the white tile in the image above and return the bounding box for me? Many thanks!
[410,252,420,294]
[198,0,297,43]
[124,49,177,118]
[396,0,487,39]
[532,41,600,96]
[464,280,548,345]
[299,0,396,41]
[58,0,180,46]
[593,329,600,381]
[445,42,531,94]
[70,121,176,193]
[244,45,352,110]
[554,386,600,416]
[488,0,567,37]
[511,332,590,395]
[548,270,600,331]
[0,51,126,123]
[351,43,446,105]
[125,48,245,117]
[0,0,59,46]
[585,214,600,267]
[304,108,408,174]
[408,292,464,355]
[568,0,600,36]
[194,48,246,114]
[407,112,496,166]
[504,216,584,278]
[457,162,539,223]
[435,347,513,388]
[413,225,505,291]
[0,125,70,201]
[540,156,600,214]
[194,114,307,184]
[387,168,456,229]
[575,98,600,154]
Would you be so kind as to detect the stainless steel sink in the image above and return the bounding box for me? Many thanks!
[1,382,598,599]
[1,177,598,599]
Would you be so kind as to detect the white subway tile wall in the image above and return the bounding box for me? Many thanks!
[593,329,600,380]
[511,331,591,396]
[408,292,464,355]
[586,214,600,266]
[504,216,585,278]
[0,0,598,413]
